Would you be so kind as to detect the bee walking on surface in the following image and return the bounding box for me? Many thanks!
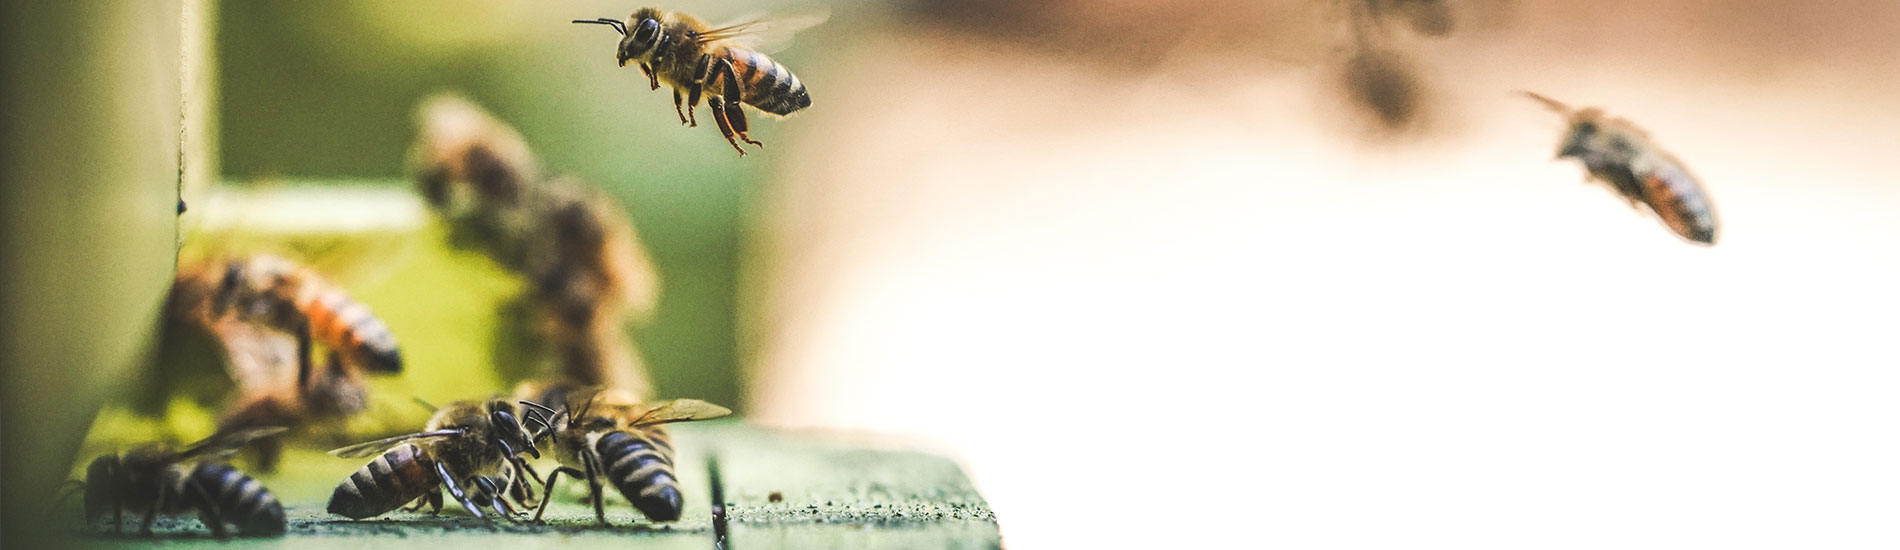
[326,398,552,521]
[1522,92,1719,245]
[574,8,820,155]
[72,427,289,538]
[524,388,731,524]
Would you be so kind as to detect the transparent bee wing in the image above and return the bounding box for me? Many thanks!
[327,429,466,458]
[207,316,303,393]
[630,399,733,427]
[696,7,830,54]
[177,426,291,461]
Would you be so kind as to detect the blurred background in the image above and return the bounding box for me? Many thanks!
[5,0,1900,548]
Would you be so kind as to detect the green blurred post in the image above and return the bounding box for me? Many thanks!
[0,1,191,544]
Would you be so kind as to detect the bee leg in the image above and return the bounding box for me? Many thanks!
[704,60,753,155]
[705,92,744,156]
[531,467,585,523]
[710,57,761,148]
[432,462,484,519]
[296,318,314,391]
[184,480,230,540]
[471,477,513,521]
[111,490,124,534]
[672,89,689,125]
[427,488,443,515]
[139,490,163,536]
[685,54,711,127]
[506,459,539,508]
[639,63,660,91]
[581,452,609,525]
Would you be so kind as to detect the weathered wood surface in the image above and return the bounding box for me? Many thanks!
[59,422,1000,550]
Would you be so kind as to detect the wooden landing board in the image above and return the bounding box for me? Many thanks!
[59,422,1000,550]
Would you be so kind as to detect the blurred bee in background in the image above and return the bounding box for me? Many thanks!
[413,96,661,397]
[326,398,551,521]
[164,254,405,470]
[1335,0,1456,131]
[70,427,288,538]
[523,386,730,524]
[1363,0,1454,37]
[1522,92,1719,245]
[573,8,822,155]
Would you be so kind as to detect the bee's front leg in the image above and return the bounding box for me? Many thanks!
[639,63,660,91]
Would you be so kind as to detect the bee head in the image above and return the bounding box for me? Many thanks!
[488,406,539,459]
[618,12,665,66]
[210,262,245,314]
[1557,118,1600,159]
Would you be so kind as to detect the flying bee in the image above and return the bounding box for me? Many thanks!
[196,254,404,374]
[523,388,731,524]
[73,427,289,538]
[1522,92,1719,245]
[574,8,822,155]
[326,398,552,521]
[166,255,406,469]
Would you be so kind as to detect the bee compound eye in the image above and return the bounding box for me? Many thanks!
[635,19,659,41]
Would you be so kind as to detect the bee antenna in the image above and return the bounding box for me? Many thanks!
[572,18,627,36]
[523,411,552,436]
[518,400,558,416]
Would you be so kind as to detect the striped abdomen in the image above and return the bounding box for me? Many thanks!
[597,429,684,522]
[1636,165,1717,245]
[187,463,286,536]
[327,444,436,519]
[726,48,809,116]
[301,284,403,373]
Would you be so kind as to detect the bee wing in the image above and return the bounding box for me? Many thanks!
[327,429,466,458]
[209,317,302,392]
[630,399,733,427]
[177,426,291,461]
[695,8,830,54]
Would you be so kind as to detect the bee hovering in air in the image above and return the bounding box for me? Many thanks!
[573,8,821,155]
[196,254,405,375]
[326,398,553,521]
[1522,92,1719,245]
[72,427,289,538]
[523,388,731,524]
[166,254,406,470]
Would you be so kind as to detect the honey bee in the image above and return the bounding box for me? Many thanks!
[413,97,661,396]
[198,254,405,374]
[326,398,551,521]
[165,254,406,469]
[574,8,820,155]
[1522,92,1719,245]
[523,388,731,524]
[76,427,289,538]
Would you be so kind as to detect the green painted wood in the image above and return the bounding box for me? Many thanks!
[57,423,999,549]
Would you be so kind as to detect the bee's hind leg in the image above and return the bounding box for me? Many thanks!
[710,57,762,148]
[184,480,230,540]
[432,463,483,519]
